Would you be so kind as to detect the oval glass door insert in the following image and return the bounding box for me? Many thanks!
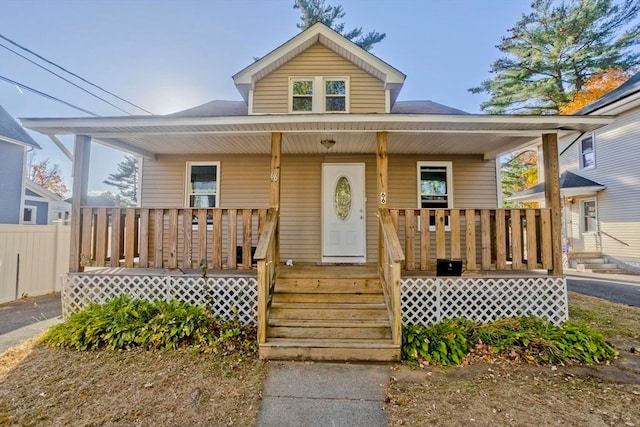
[334,176,352,221]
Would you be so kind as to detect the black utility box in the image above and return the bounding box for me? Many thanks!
[436,259,463,276]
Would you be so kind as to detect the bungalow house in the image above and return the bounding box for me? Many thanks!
[0,104,42,224]
[21,23,613,361]
[510,71,640,274]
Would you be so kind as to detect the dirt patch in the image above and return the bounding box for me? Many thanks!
[0,341,266,426]
[386,291,640,426]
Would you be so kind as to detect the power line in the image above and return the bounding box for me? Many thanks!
[0,74,100,117]
[0,33,155,115]
[0,42,134,115]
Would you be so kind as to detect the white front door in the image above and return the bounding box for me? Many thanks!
[322,163,366,263]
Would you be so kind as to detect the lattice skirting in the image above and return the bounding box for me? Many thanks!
[402,277,568,326]
[62,274,258,325]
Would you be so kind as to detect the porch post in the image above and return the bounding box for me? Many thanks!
[270,132,281,267]
[270,132,281,209]
[69,134,91,272]
[542,133,563,275]
[377,132,389,263]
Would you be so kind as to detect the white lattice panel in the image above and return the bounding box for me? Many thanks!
[62,274,258,325]
[402,277,568,326]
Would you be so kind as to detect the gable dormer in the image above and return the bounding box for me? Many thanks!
[232,23,405,115]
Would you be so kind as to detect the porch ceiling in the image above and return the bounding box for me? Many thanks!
[21,114,614,160]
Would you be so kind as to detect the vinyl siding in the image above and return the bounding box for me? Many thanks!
[559,106,640,266]
[141,154,497,264]
[252,43,386,114]
[0,143,25,224]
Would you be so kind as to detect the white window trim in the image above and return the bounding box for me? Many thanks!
[185,161,220,208]
[289,76,350,113]
[580,198,597,235]
[579,134,596,170]
[23,205,37,224]
[417,161,453,231]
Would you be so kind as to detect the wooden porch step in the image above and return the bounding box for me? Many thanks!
[269,305,388,321]
[259,339,400,362]
[271,292,385,304]
[275,277,381,293]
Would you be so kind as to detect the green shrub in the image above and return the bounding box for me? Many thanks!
[402,319,475,366]
[40,295,256,354]
[402,316,617,367]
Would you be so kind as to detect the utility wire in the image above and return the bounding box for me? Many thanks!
[0,74,100,117]
[0,33,155,115]
[0,42,134,115]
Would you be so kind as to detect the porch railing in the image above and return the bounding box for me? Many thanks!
[75,207,269,271]
[378,209,405,346]
[388,208,556,272]
[254,208,279,344]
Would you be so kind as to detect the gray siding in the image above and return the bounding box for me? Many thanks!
[560,106,640,267]
[24,200,49,225]
[0,142,25,224]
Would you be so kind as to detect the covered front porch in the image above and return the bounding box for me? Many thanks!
[21,114,612,360]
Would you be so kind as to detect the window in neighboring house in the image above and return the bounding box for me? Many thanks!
[417,162,453,229]
[579,135,595,169]
[23,206,36,224]
[581,199,597,233]
[186,162,219,208]
[290,77,348,113]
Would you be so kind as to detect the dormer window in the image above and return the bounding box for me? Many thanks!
[290,76,349,113]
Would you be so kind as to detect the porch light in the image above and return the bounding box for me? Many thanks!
[320,139,336,149]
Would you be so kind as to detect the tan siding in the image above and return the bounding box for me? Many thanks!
[141,155,270,208]
[141,153,498,264]
[252,43,386,114]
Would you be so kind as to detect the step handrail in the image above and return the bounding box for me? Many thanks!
[255,208,279,344]
[378,208,405,346]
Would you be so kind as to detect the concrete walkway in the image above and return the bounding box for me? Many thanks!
[258,362,391,427]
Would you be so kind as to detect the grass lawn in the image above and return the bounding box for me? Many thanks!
[1,290,639,426]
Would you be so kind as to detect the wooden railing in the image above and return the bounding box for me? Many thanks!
[75,207,269,271]
[378,209,405,346]
[388,208,556,272]
[254,208,279,344]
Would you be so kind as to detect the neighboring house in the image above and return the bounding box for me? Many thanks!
[511,71,640,273]
[0,104,42,224]
[24,180,72,225]
[22,23,612,361]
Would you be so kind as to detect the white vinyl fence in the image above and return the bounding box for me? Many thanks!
[0,223,70,304]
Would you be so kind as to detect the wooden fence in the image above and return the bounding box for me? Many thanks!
[76,207,268,271]
[0,223,69,303]
[388,208,555,272]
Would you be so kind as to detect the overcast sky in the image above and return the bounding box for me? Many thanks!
[0,0,528,192]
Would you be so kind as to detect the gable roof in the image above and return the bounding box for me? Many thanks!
[232,23,406,105]
[25,180,67,202]
[390,100,468,115]
[0,104,41,148]
[576,71,640,115]
[508,171,605,202]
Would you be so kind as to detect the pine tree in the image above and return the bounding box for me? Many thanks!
[470,0,640,114]
[293,0,385,51]
[103,155,138,206]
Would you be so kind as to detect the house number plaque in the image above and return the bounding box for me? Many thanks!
[380,192,387,204]
[270,172,279,182]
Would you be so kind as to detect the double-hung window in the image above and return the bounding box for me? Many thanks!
[186,162,219,208]
[579,134,595,169]
[417,162,453,229]
[290,76,348,113]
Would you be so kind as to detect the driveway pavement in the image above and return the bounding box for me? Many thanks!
[0,293,62,354]
[566,270,640,307]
